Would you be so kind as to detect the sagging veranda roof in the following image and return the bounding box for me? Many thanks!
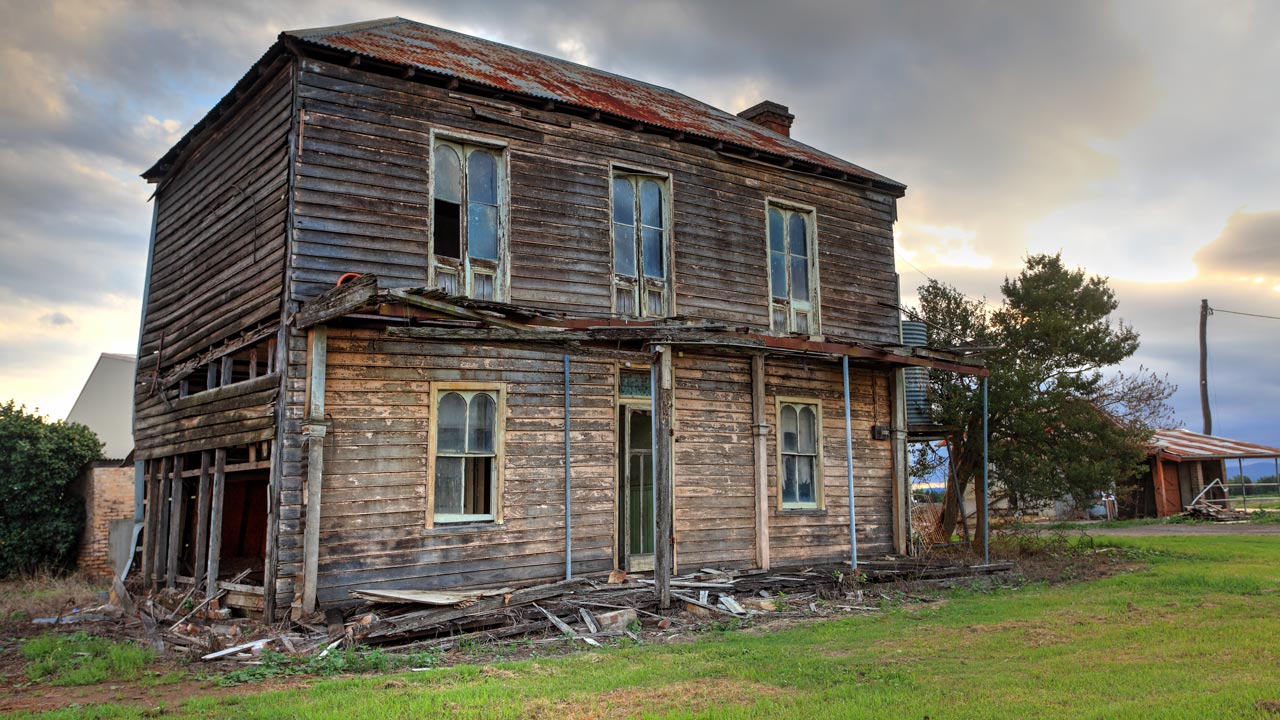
[145,17,905,195]
[1150,428,1280,461]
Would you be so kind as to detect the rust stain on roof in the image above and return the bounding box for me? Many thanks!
[1151,428,1280,461]
[285,17,903,191]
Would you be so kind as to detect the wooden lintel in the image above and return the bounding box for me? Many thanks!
[386,289,532,330]
[294,274,382,329]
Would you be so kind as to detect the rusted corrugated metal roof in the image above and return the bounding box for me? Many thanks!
[284,18,904,192]
[1150,428,1280,460]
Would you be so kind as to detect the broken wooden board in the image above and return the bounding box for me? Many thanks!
[351,587,515,606]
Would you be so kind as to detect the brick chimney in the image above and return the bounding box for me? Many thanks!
[737,100,794,137]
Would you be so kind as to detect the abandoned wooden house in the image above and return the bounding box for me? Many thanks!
[132,18,986,620]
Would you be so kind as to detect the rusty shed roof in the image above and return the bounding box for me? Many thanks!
[1150,428,1280,461]
[282,17,903,191]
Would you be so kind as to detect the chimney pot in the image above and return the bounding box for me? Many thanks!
[737,100,795,137]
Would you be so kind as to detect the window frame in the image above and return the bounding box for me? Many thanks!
[764,198,821,336]
[426,381,507,528]
[774,396,825,511]
[428,130,511,302]
[608,162,675,318]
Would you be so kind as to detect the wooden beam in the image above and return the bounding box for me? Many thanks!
[751,355,770,570]
[193,451,212,588]
[890,369,909,555]
[386,289,532,330]
[654,346,674,609]
[206,448,226,599]
[141,459,157,590]
[166,454,185,588]
[294,274,381,329]
[302,327,328,614]
[153,457,171,586]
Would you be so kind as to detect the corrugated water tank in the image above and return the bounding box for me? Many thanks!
[900,320,933,425]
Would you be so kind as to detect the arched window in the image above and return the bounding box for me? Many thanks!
[433,388,503,523]
[779,401,821,509]
[431,139,505,300]
[767,202,817,334]
[611,170,670,317]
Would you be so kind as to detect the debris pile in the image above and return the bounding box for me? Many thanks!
[29,561,1016,666]
[1182,498,1246,521]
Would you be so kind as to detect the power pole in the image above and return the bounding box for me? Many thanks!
[1199,298,1212,435]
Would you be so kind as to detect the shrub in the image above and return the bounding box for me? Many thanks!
[0,401,102,576]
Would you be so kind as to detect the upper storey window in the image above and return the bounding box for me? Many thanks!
[612,171,670,317]
[767,201,818,334]
[432,138,506,300]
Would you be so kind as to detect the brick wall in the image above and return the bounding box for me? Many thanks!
[77,465,135,581]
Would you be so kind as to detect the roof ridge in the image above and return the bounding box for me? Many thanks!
[285,16,407,41]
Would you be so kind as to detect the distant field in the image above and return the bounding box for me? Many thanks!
[8,533,1279,719]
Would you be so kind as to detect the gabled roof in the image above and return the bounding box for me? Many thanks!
[1150,428,1280,461]
[146,18,904,194]
[67,353,137,460]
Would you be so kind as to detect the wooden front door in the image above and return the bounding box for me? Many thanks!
[619,407,655,571]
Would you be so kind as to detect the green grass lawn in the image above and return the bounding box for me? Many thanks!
[13,534,1280,719]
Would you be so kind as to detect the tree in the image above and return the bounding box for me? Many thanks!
[0,401,102,576]
[913,254,1151,535]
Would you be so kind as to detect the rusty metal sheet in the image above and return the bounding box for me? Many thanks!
[285,18,904,191]
[1151,428,1280,461]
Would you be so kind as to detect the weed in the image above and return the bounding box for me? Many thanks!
[214,646,441,686]
[22,632,153,686]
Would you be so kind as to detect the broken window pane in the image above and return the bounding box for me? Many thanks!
[434,200,462,259]
[437,392,467,452]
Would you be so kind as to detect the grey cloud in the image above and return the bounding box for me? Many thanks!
[39,311,74,326]
[1195,210,1280,277]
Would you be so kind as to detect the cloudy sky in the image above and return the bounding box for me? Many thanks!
[1,0,1277,450]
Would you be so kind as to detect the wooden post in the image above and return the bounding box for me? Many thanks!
[153,457,171,585]
[206,448,226,599]
[890,368,909,556]
[750,354,770,570]
[1200,299,1212,435]
[141,459,157,590]
[302,327,328,614]
[193,451,212,588]
[166,454,185,588]
[653,346,674,609]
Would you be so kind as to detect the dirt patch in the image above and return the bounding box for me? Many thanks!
[0,674,310,715]
[523,678,793,719]
[1257,699,1280,714]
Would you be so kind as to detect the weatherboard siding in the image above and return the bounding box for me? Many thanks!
[289,58,900,343]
